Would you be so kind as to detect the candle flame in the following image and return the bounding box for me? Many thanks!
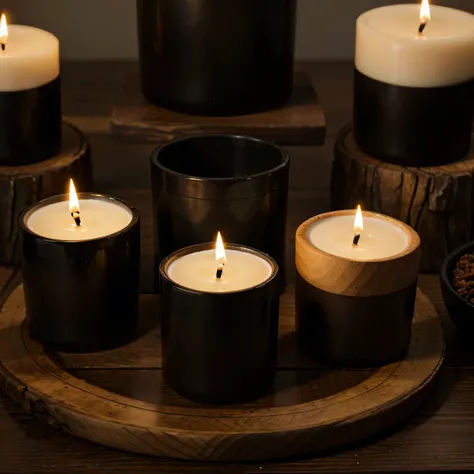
[69,179,80,214]
[0,14,8,45]
[420,0,430,26]
[215,231,226,265]
[354,205,364,235]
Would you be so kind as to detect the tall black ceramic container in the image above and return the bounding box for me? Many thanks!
[137,0,297,116]
[151,135,290,289]
[20,194,140,353]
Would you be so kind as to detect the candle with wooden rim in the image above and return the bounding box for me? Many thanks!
[0,13,61,164]
[160,233,280,405]
[295,208,421,368]
[354,1,474,166]
[19,180,140,352]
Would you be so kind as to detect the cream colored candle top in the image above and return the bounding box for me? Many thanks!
[308,215,408,261]
[356,5,474,87]
[0,24,59,91]
[167,249,273,293]
[26,199,133,241]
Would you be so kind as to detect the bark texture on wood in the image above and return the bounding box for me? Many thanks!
[0,122,93,265]
[332,124,474,272]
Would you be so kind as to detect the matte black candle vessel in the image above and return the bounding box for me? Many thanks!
[160,243,280,405]
[354,70,474,166]
[20,194,140,353]
[151,134,289,289]
[295,211,421,368]
[137,0,297,116]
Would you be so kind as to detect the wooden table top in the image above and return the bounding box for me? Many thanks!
[0,61,472,473]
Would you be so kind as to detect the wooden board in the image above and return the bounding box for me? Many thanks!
[0,122,93,265]
[111,72,326,146]
[332,124,474,273]
[0,284,443,462]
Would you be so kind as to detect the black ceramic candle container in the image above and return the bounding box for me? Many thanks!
[295,211,421,368]
[353,5,474,166]
[136,0,297,116]
[151,135,289,289]
[0,25,61,165]
[160,243,280,405]
[20,193,140,352]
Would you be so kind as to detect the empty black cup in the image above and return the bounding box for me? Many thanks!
[150,134,290,289]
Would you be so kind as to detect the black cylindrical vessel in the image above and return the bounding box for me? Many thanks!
[20,194,140,353]
[137,0,297,116]
[151,134,289,288]
[353,70,474,166]
[160,243,280,404]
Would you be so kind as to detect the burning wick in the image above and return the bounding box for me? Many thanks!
[0,14,8,52]
[418,0,430,35]
[352,205,364,247]
[215,231,226,280]
[418,21,427,34]
[69,179,82,227]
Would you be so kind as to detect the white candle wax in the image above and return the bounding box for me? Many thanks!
[308,215,408,261]
[167,249,273,293]
[27,198,133,241]
[356,5,474,87]
[0,25,59,91]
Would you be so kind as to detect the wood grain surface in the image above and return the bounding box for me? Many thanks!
[332,124,474,272]
[0,123,93,265]
[111,72,326,146]
[0,284,443,462]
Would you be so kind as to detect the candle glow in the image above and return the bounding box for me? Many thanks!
[419,0,431,33]
[69,179,80,214]
[215,231,226,279]
[354,205,364,235]
[0,14,8,50]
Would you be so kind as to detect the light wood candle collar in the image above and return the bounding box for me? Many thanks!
[296,210,421,297]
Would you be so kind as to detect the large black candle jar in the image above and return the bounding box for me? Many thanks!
[20,191,140,352]
[0,22,61,165]
[354,5,474,166]
[160,241,280,404]
[151,134,289,288]
[136,0,297,116]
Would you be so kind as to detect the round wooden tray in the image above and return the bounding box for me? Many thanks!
[0,284,444,462]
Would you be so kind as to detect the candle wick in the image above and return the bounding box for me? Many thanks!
[353,234,361,246]
[216,262,225,279]
[418,21,427,34]
[1,43,5,52]
[71,211,81,227]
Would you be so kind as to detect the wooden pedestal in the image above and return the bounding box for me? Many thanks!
[0,281,443,462]
[332,124,474,272]
[0,122,93,265]
[111,72,326,146]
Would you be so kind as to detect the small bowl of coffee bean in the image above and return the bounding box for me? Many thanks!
[440,242,474,334]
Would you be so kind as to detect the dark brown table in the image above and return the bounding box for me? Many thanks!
[0,61,472,473]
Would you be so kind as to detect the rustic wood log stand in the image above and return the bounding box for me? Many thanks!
[0,122,93,265]
[111,72,326,146]
[332,124,474,272]
[0,281,443,462]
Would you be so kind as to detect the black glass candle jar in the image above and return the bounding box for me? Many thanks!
[136,0,297,116]
[151,134,289,289]
[19,193,140,353]
[160,242,280,405]
[0,24,61,165]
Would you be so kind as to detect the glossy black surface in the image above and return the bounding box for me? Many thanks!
[19,194,140,353]
[137,0,296,116]
[0,76,62,165]
[160,243,280,405]
[151,135,289,289]
[354,69,474,166]
[295,274,417,368]
[440,241,474,335]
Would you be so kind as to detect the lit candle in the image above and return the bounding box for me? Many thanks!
[160,239,279,404]
[26,180,133,241]
[354,2,474,166]
[0,13,61,164]
[166,232,272,293]
[295,209,421,368]
[20,183,140,352]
